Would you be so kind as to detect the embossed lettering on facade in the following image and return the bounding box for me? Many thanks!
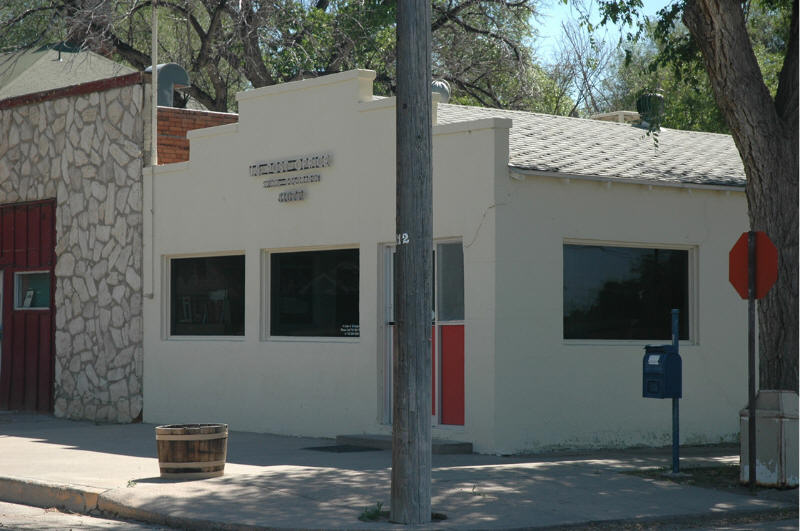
[278,189,305,202]
[250,153,331,177]
[263,174,321,188]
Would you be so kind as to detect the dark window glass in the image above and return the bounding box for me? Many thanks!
[437,243,464,321]
[271,249,359,337]
[15,272,51,309]
[170,255,245,336]
[563,245,689,340]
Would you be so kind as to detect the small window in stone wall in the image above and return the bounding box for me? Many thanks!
[170,255,245,336]
[14,272,51,309]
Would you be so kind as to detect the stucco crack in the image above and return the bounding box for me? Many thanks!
[464,201,507,249]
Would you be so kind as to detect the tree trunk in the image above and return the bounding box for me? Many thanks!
[391,0,433,524]
[683,0,798,391]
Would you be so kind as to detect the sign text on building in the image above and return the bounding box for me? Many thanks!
[278,189,305,203]
[263,174,321,188]
[250,153,331,177]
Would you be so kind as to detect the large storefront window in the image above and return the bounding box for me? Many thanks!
[170,255,245,336]
[270,249,359,337]
[563,244,689,340]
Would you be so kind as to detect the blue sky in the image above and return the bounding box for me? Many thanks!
[536,0,669,62]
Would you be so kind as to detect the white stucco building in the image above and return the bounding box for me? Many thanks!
[142,69,748,454]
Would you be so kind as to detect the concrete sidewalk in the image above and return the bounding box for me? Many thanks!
[0,412,796,530]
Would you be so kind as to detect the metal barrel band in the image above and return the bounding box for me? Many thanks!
[159,460,226,469]
[159,471,225,479]
[155,433,227,441]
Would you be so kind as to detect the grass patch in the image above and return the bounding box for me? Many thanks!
[357,502,447,523]
[358,502,387,522]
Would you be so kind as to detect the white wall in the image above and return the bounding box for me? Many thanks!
[492,175,748,453]
[143,71,507,451]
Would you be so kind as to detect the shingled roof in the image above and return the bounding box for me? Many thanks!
[0,46,135,101]
[436,104,746,188]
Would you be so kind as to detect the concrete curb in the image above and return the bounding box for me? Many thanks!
[97,496,246,531]
[0,475,301,531]
[0,476,102,513]
[534,507,800,530]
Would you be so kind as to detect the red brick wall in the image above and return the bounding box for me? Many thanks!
[157,107,239,164]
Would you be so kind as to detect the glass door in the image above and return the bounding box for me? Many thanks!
[382,242,465,426]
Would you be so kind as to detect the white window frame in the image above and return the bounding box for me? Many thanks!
[162,251,246,341]
[562,238,699,345]
[261,245,361,343]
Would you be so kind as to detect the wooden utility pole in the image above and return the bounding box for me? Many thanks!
[391,0,433,525]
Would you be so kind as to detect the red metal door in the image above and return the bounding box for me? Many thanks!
[0,200,56,412]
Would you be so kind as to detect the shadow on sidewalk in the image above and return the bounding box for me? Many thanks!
[113,457,794,530]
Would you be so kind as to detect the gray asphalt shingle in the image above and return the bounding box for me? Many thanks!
[436,104,746,187]
[0,48,135,101]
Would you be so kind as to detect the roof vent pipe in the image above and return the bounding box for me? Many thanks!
[144,63,190,107]
[431,79,450,103]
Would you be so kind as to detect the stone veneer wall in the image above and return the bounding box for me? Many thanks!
[0,79,145,422]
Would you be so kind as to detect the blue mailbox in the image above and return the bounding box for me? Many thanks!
[643,344,682,399]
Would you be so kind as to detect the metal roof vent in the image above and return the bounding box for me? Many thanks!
[145,63,190,107]
[636,91,664,129]
[431,79,451,103]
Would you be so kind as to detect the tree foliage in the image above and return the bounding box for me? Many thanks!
[600,22,728,132]
[561,1,791,133]
[0,0,557,112]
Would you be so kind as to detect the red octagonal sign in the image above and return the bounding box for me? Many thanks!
[729,231,778,299]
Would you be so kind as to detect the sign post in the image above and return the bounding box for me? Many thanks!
[729,231,778,490]
[746,232,756,492]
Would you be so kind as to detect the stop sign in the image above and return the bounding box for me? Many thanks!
[729,231,778,299]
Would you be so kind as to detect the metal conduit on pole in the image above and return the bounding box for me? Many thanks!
[391,0,433,524]
[151,0,158,167]
[144,0,158,301]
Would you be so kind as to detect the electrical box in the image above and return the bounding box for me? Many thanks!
[643,345,682,399]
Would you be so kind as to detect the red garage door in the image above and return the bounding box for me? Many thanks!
[0,200,56,413]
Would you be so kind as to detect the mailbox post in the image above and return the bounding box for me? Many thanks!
[642,309,682,474]
[670,309,680,475]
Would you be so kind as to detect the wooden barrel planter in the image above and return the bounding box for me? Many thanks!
[155,424,228,479]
